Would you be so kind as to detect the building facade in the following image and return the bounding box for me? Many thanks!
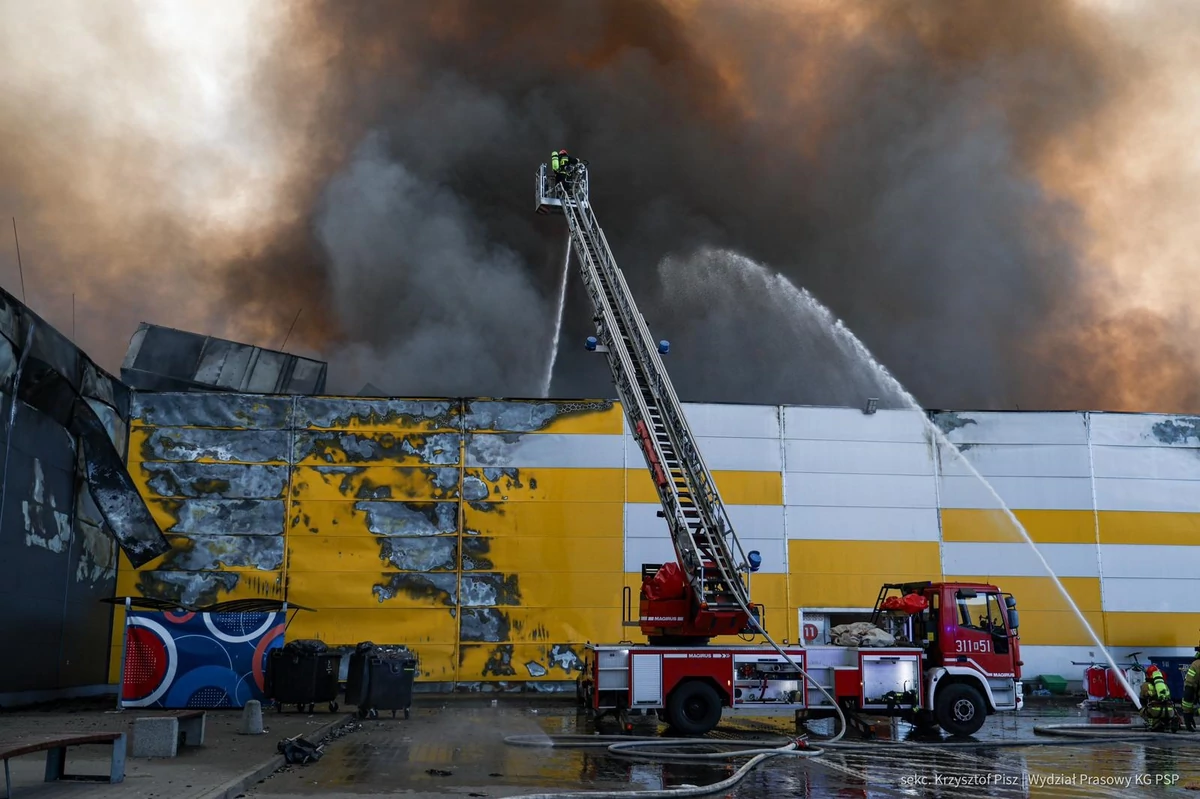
[109,392,1200,689]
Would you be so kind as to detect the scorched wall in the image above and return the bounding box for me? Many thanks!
[109,392,1200,688]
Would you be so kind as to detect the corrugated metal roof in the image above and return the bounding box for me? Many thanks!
[121,323,327,395]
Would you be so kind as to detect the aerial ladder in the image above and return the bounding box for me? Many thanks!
[536,161,763,645]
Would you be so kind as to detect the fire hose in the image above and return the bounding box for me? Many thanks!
[503,734,820,799]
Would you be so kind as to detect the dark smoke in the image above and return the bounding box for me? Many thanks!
[5,1,1198,411]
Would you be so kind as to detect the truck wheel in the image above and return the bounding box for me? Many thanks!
[935,683,987,737]
[666,681,722,736]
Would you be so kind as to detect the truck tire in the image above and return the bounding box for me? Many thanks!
[935,683,987,737]
[665,681,722,736]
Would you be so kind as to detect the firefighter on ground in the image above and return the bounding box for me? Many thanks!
[1140,664,1179,732]
[1182,646,1200,731]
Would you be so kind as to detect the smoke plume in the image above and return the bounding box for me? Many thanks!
[2,0,1199,411]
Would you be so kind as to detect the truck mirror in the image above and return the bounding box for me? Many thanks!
[1008,609,1019,630]
[1005,595,1016,609]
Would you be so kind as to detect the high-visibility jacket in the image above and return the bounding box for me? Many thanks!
[551,151,562,173]
[1146,666,1172,702]
[1183,658,1200,711]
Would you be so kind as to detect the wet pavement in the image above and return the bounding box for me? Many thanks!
[244,699,1200,798]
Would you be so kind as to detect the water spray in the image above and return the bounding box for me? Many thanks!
[541,234,572,398]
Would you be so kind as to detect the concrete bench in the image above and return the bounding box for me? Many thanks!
[0,732,126,798]
[131,709,206,758]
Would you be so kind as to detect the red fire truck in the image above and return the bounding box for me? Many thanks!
[536,160,1023,738]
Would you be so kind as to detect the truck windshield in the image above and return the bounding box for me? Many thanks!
[957,592,1007,634]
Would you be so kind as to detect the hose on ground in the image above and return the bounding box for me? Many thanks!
[504,734,822,799]
[1032,722,1200,741]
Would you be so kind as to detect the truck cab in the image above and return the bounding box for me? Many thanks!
[873,581,1023,734]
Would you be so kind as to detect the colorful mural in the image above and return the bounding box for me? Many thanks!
[121,608,284,708]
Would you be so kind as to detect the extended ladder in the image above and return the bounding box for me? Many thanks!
[549,164,754,615]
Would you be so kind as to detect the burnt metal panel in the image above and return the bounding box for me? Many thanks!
[157,534,285,571]
[152,498,286,535]
[460,608,512,643]
[121,322,327,395]
[460,573,521,607]
[295,398,461,431]
[373,572,458,606]
[357,501,459,536]
[293,431,461,465]
[141,462,289,499]
[134,570,242,606]
[138,427,291,463]
[376,536,458,571]
[132,392,293,429]
[462,399,614,432]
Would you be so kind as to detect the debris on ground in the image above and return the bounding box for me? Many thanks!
[278,735,324,765]
[426,768,453,776]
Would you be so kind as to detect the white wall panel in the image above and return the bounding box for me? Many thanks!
[625,503,785,540]
[785,473,937,509]
[937,445,1091,479]
[937,476,1094,511]
[465,433,624,469]
[1102,578,1200,613]
[624,434,781,472]
[933,412,1087,445]
[942,542,1099,578]
[1099,545,1200,578]
[1089,413,1200,448]
[785,506,940,542]
[1094,478,1200,513]
[623,532,786,574]
[679,403,780,439]
[1019,646,1111,682]
[784,440,933,476]
[1091,445,1200,481]
[783,407,929,443]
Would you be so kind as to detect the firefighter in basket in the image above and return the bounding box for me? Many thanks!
[1140,664,1180,732]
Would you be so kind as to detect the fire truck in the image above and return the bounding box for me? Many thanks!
[534,160,1024,738]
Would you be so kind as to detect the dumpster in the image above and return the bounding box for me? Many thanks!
[1148,655,1194,701]
[266,640,342,713]
[346,642,410,707]
[346,641,416,720]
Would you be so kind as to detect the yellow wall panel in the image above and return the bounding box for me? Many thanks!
[476,607,622,643]
[292,466,459,501]
[627,470,783,505]
[1098,511,1200,545]
[942,509,1097,544]
[458,643,589,681]
[947,576,1102,612]
[287,607,460,646]
[287,570,458,610]
[463,468,625,502]
[289,500,459,538]
[470,535,622,573]
[287,533,456,573]
[478,571,624,609]
[1105,613,1200,647]
[463,501,624,538]
[790,540,941,576]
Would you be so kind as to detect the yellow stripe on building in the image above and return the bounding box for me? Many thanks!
[464,467,625,502]
[947,575,1102,646]
[469,536,622,573]
[627,470,783,505]
[1097,511,1200,545]
[1105,612,1200,648]
[787,540,941,608]
[941,509,1098,543]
